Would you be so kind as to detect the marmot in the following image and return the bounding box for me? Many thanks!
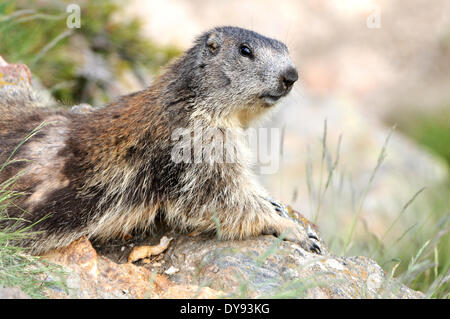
[0,26,321,255]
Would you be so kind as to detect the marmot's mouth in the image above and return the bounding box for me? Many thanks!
[260,94,283,106]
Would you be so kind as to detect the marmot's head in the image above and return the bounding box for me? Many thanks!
[164,26,298,126]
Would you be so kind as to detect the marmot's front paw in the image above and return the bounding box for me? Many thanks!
[278,219,321,254]
[261,197,322,254]
[262,211,321,255]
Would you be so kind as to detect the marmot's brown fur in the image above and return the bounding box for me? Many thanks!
[0,26,321,254]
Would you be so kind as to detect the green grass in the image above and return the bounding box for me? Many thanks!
[307,121,449,298]
[0,224,68,298]
[0,124,68,299]
[395,107,450,167]
[383,106,449,297]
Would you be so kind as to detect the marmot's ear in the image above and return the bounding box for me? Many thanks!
[206,32,221,55]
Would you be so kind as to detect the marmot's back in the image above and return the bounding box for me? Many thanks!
[0,87,67,179]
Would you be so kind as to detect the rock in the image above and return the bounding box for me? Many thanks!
[70,103,94,114]
[42,237,224,299]
[0,56,56,109]
[162,235,424,299]
[40,233,422,299]
[0,56,32,87]
[0,286,30,299]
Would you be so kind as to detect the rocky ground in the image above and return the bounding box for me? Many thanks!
[38,229,423,299]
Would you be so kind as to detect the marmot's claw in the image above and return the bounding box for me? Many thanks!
[306,225,319,241]
[290,232,322,255]
[263,197,290,219]
[309,241,322,254]
[306,226,322,254]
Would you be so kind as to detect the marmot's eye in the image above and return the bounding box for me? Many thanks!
[239,45,253,58]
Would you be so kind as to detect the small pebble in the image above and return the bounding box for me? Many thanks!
[164,266,179,275]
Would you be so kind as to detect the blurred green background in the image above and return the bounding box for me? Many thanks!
[0,0,180,106]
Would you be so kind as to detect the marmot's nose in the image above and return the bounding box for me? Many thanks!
[281,67,299,92]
